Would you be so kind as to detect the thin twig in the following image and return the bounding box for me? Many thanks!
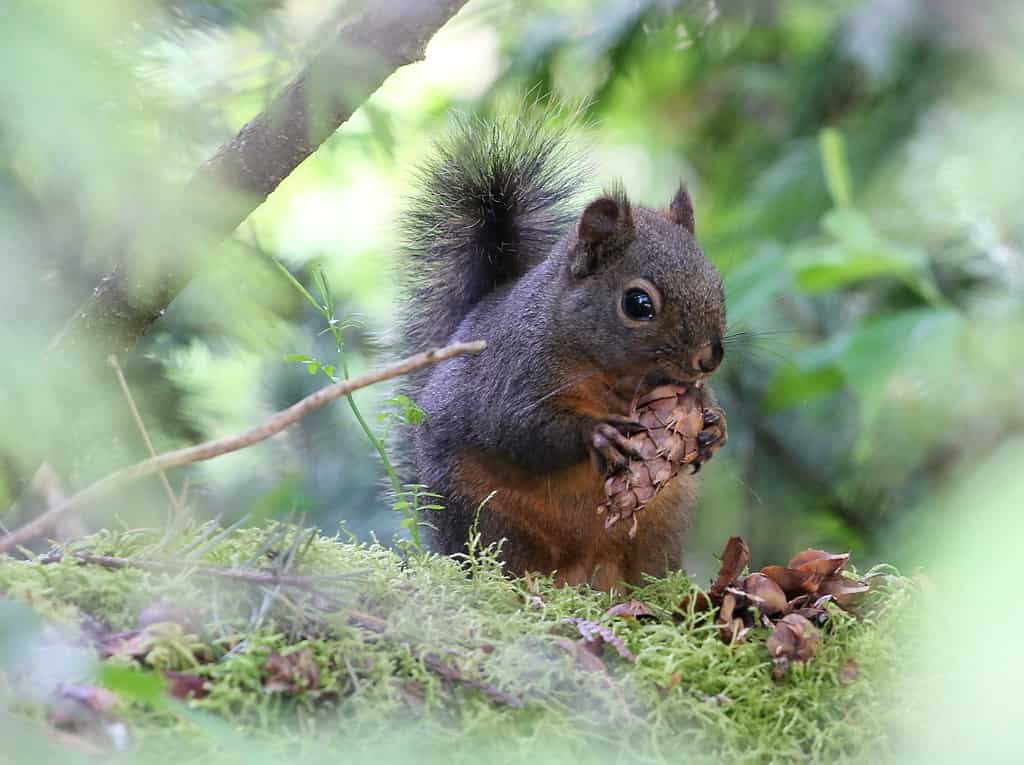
[5,463,82,540]
[347,610,523,708]
[3,0,469,521]
[187,515,252,561]
[43,548,521,707]
[251,522,313,631]
[0,341,485,554]
[40,550,362,589]
[108,354,182,516]
[420,652,524,708]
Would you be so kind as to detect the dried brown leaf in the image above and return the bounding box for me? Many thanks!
[264,649,320,694]
[817,575,870,605]
[760,565,823,597]
[719,592,737,624]
[606,600,657,620]
[677,591,713,616]
[99,630,149,661]
[711,537,750,596]
[789,549,850,577]
[839,659,860,685]
[717,592,754,643]
[742,573,788,616]
[400,680,427,706]
[766,614,820,678]
[726,618,751,644]
[554,637,608,673]
[563,618,636,662]
[662,671,683,692]
[792,605,828,623]
[164,671,208,700]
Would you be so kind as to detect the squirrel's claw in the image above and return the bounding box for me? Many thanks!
[589,421,643,476]
[695,404,728,466]
[601,414,648,436]
[702,408,721,426]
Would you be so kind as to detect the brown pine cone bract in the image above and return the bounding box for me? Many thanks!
[599,384,707,536]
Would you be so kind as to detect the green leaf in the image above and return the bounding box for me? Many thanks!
[763,362,845,412]
[819,127,852,206]
[792,244,914,292]
[820,206,877,248]
[789,208,942,302]
[837,309,966,471]
[313,266,334,315]
[270,256,321,312]
[835,309,962,397]
[384,395,427,426]
[284,353,313,363]
[97,664,167,708]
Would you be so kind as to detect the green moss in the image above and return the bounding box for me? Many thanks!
[0,524,916,764]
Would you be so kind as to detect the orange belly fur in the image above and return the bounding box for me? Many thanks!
[455,451,693,590]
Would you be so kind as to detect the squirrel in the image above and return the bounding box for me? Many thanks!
[396,114,727,590]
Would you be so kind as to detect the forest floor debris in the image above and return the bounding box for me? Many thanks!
[0,523,919,764]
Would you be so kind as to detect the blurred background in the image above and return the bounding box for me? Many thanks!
[1,0,1022,581]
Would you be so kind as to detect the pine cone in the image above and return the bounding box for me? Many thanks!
[598,384,708,537]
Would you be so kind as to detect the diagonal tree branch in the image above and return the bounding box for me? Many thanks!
[0,340,485,555]
[49,0,470,357]
[39,550,363,589]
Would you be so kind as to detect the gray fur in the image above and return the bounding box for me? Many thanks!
[396,114,726,571]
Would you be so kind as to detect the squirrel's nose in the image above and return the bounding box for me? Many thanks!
[690,339,724,375]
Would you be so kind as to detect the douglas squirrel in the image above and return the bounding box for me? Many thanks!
[396,115,727,590]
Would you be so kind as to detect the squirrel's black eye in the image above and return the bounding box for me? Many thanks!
[622,288,656,321]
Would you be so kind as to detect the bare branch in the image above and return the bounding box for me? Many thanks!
[108,354,182,516]
[39,549,522,707]
[40,550,361,589]
[8,0,469,520]
[50,0,470,357]
[0,340,485,554]
[347,610,523,707]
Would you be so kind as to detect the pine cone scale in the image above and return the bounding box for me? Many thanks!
[599,383,722,536]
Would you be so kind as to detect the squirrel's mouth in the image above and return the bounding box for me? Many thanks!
[644,368,705,388]
[610,367,705,408]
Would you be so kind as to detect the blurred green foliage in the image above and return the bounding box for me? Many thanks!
[2,0,1023,574]
[2,1,1024,760]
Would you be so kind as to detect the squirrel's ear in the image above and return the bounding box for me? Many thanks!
[572,192,634,277]
[668,185,695,234]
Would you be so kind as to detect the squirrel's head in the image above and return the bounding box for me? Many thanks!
[560,185,726,389]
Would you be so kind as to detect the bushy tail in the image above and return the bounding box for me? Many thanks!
[399,113,585,359]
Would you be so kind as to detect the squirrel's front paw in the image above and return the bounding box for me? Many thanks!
[587,416,645,476]
[693,401,728,472]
